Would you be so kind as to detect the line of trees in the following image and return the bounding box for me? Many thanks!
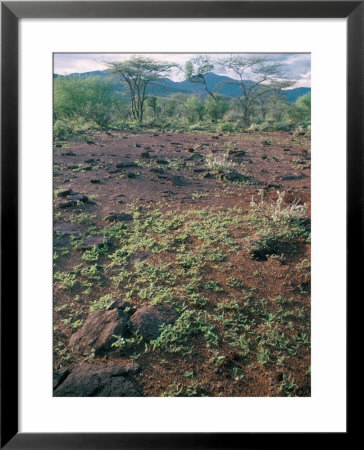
[54,55,311,138]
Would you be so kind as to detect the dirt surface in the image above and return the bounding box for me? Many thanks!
[53,129,311,397]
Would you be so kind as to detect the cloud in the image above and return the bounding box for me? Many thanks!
[54,53,311,87]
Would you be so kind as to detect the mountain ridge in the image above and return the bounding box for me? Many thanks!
[54,70,311,102]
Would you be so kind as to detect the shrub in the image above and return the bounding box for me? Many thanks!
[205,152,236,172]
[217,122,235,132]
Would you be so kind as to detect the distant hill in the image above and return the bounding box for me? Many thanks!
[54,70,310,102]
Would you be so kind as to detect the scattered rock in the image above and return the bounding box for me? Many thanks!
[116,161,138,168]
[141,151,150,158]
[90,179,101,184]
[280,172,308,181]
[156,159,169,165]
[125,362,141,375]
[222,171,245,182]
[69,309,128,356]
[172,175,190,186]
[150,167,164,174]
[59,193,90,208]
[57,188,74,197]
[53,368,70,390]
[135,143,141,148]
[109,300,136,316]
[81,236,110,250]
[54,223,83,235]
[105,212,133,222]
[54,364,141,397]
[129,305,177,341]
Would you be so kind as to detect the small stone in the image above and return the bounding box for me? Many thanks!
[125,362,141,375]
[141,152,150,158]
[156,159,169,165]
[69,309,128,356]
[129,305,177,341]
[172,176,190,186]
[54,364,141,397]
[116,161,138,168]
[150,167,164,174]
[223,171,245,182]
[53,368,70,389]
[105,213,133,222]
[57,189,74,197]
[81,236,110,250]
[90,179,100,184]
[127,172,136,178]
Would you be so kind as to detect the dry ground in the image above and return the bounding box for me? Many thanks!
[53,129,311,397]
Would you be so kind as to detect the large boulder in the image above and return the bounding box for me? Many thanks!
[54,364,141,397]
[69,309,128,355]
[129,305,177,341]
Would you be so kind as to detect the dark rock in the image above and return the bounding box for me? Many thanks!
[54,364,141,397]
[109,300,136,316]
[62,151,76,156]
[90,179,100,184]
[150,167,165,174]
[116,161,138,168]
[129,305,177,341]
[135,143,141,148]
[212,135,219,140]
[280,173,308,181]
[172,176,190,186]
[53,368,70,389]
[83,166,93,171]
[81,236,110,250]
[69,309,128,356]
[127,172,136,178]
[85,158,95,163]
[156,159,169,165]
[54,223,83,235]
[222,171,245,182]
[141,151,150,158]
[262,155,268,160]
[125,362,140,375]
[105,213,133,222]
[193,167,206,173]
[57,188,74,197]
[59,193,90,208]
[188,148,195,153]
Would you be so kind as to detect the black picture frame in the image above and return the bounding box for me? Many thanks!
[1,1,359,448]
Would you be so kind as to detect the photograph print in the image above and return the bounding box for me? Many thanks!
[53,53,311,397]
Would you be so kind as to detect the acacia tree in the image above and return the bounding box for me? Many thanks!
[108,56,176,123]
[219,55,292,124]
[185,55,217,100]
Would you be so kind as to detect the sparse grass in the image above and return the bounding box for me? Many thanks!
[205,152,235,172]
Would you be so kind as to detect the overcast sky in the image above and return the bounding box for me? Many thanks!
[54,53,311,88]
